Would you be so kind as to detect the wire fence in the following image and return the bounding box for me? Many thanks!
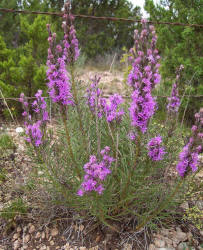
[0,4,202,103]
[0,7,203,28]
[0,95,203,102]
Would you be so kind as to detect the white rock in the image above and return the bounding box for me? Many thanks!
[39,245,46,250]
[24,234,30,243]
[13,240,21,250]
[161,229,170,236]
[149,244,156,250]
[158,248,175,250]
[164,238,173,246]
[50,240,55,246]
[16,127,24,133]
[176,231,187,242]
[12,233,19,241]
[123,244,132,250]
[41,231,45,239]
[35,232,41,239]
[154,239,165,248]
[29,225,35,234]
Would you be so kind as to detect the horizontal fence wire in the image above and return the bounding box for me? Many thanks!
[0,8,203,28]
[1,95,203,102]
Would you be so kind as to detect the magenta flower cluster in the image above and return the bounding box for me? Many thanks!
[176,109,203,177]
[77,146,114,196]
[46,26,74,106]
[128,20,161,133]
[19,90,49,147]
[147,136,166,161]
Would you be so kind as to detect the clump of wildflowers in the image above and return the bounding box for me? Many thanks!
[19,90,49,147]
[128,20,161,133]
[167,65,184,114]
[176,109,203,177]
[147,136,166,161]
[77,146,114,196]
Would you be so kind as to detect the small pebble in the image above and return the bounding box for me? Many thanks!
[51,228,58,237]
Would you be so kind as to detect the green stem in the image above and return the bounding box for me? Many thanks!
[113,133,141,215]
[60,107,81,178]
[34,148,71,201]
[135,179,184,231]
[121,134,141,200]
[70,66,85,137]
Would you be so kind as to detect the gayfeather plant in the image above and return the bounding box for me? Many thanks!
[128,20,160,133]
[18,1,203,235]
[147,136,166,161]
[77,146,114,196]
[176,109,203,177]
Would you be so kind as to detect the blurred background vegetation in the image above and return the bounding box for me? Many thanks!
[0,0,202,123]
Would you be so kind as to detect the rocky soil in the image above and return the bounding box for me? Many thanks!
[0,69,202,249]
[0,124,202,250]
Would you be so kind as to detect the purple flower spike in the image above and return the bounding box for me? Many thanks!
[77,147,114,196]
[167,65,184,114]
[104,94,124,124]
[128,20,160,133]
[62,9,80,64]
[86,76,106,118]
[147,136,166,161]
[46,25,74,107]
[176,109,203,177]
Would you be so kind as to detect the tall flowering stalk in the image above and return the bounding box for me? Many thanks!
[86,76,105,118]
[176,108,203,177]
[46,21,80,175]
[46,26,74,107]
[19,90,49,147]
[128,20,161,134]
[117,21,161,213]
[167,65,184,115]
[62,2,86,141]
[62,1,79,65]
